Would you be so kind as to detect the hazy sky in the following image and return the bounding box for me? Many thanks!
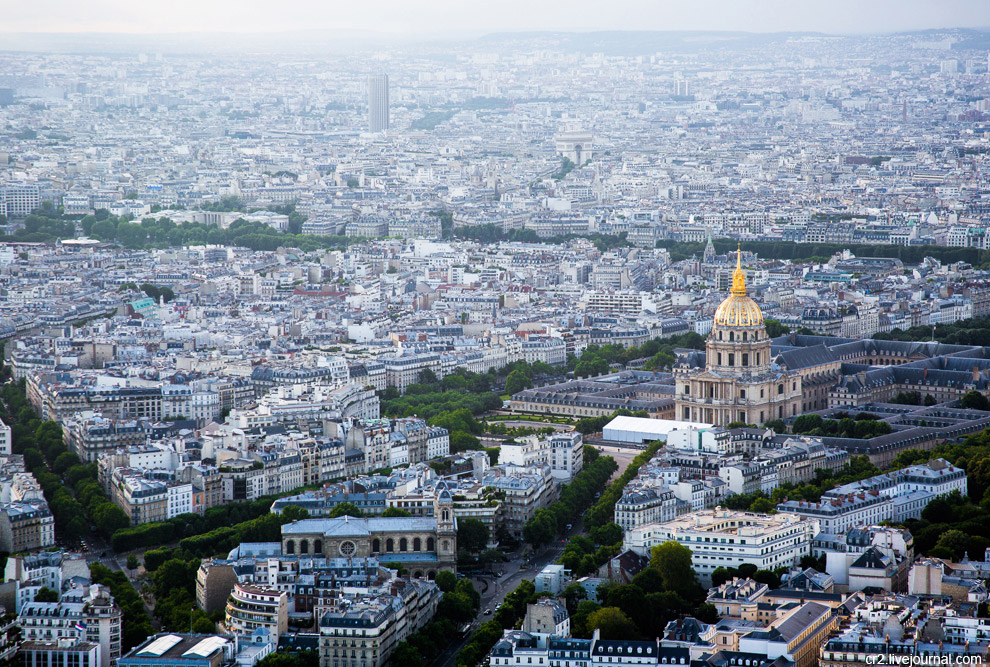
[4,0,990,35]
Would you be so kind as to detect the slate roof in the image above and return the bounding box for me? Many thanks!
[281,516,438,536]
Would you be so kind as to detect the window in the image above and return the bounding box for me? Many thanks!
[777,384,783,395]
[742,353,748,366]
[728,354,734,366]
[740,390,746,399]
[683,385,690,394]
[729,332,734,341]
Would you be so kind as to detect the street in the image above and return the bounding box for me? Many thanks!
[433,440,644,667]
[435,531,576,667]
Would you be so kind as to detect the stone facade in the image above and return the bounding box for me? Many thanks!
[280,485,457,578]
[675,249,802,427]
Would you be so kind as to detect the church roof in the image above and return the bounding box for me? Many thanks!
[282,516,439,537]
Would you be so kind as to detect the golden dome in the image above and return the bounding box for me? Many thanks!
[713,246,764,327]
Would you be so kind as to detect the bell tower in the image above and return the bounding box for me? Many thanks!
[434,481,457,558]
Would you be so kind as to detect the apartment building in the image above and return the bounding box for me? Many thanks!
[614,487,677,531]
[483,464,558,539]
[224,583,288,637]
[623,509,818,585]
[0,500,55,552]
[318,579,441,667]
[21,640,101,667]
[19,586,123,667]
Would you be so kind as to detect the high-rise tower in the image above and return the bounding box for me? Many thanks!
[367,73,390,133]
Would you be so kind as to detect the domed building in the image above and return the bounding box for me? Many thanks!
[675,249,802,426]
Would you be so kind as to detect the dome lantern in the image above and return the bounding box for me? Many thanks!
[713,245,764,328]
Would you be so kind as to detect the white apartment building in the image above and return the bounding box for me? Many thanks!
[671,479,706,511]
[584,292,645,316]
[549,433,584,482]
[499,436,550,468]
[781,458,967,532]
[166,483,194,519]
[426,427,450,460]
[500,433,584,484]
[623,509,818,585]
[1,184,41,217]
[382,354,441,393]
[0,420,10,456]
[18,586,123,667]
[777,493,893,535]
[522,338,567,365]
[614,486,676,531]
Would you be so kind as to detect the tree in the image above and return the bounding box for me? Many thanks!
[280,505,310,523]
[504,369,532,396]
[90,219,117,240]
[126,554,139,570]
[385,562,408,576]
[458,518,490,554]
[449,431,481,453]
[604,584,649,633]
[630,567,664,594]
[382,507,412,518]
[934,529,971,561]
[152,559,196,595]
[53,451,81,475]
[435,570,457,593]
[255,651,320,667]
[792,414,824,434]
[585,607,638,639]
[764,419,787,433]
[962,391,990,411]
[748,497,775,514]
[710,567,732,588]
[589,523,622,547]
[522,509,557,549]
[695,603,720,624]
[650,541,697,596]
[572,600,601,638]
[418,368,439,385]
[93,502,130,535]
[329,503,364,518]
[764,319,790,338]
[35,587,58,602]
[753,569,781,588]
[390,643,424,667]
[562,583,588,614]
